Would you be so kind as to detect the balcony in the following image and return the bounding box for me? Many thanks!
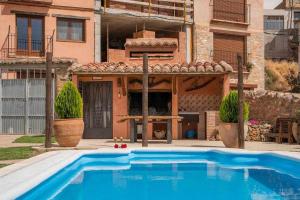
[1,29,54,59]
[101,0,194,24]
[5,0,52,4]
[210,0,250,24]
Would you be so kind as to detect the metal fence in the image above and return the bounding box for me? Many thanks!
[0,68,53,135]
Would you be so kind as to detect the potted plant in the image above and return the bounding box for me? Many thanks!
[218,91,249,148]
[54,81,84,147]
[245,62,254,72]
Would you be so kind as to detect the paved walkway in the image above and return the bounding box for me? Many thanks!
[78,139,300,152]
[0,135,39,147]
[0,135,299,166]
[0,135,299,152]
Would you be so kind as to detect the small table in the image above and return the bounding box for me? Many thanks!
[118,116,182,144]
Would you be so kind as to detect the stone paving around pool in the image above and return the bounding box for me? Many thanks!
[0,135,300,153]
[1,148,300,199]
[78,139,300,152]
[0,134,299,167]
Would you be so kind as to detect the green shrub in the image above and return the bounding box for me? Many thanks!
[219,91,249,123]
[55,81,83,119]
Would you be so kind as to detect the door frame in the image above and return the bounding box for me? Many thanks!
[16,14,45,57]
[81,81,113,139]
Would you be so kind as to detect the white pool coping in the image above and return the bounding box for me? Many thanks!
[0,147,300,200]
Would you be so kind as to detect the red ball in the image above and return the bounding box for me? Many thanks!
[114,144,119,148]
[121,144,127,148]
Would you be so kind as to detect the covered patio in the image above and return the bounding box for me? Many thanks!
[69,61,233,143]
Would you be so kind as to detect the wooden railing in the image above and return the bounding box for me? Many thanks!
[102,0,194,23]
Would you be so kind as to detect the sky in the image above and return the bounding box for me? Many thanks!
[264,0,282,9]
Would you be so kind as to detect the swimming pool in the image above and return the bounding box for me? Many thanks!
[12,150,300,200]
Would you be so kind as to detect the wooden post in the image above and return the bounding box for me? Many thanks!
[142,54,149,147]
[167,119,172,144]
[130,119,135,143]
[45,52,53,148]
[106,23,109,62]
[237,54,244,149]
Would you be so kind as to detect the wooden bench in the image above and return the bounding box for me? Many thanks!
[266,118,295,144]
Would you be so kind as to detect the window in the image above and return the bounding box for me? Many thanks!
[264,15,284,30]
[57,18,85,42]
[213,33,246,71]
[294,12,300,20]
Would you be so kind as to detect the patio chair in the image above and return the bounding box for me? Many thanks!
[266,118,295,144]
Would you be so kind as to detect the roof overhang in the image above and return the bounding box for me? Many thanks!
[69,61,234,75]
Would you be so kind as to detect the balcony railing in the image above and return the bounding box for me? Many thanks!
[1,27,55,59]
[210,0,250,24]
[212,50,247,71]
[101,0,194,23]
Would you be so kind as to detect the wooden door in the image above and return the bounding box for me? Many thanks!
[16,15,44,56]
[82,82,113,139]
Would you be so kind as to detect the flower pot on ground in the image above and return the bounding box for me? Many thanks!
[218,91,249,148]
[54,81,83,147]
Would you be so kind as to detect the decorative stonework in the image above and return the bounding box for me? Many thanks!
[245,90,300,125]
[179,94,221,112]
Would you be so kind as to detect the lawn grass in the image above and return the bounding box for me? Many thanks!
[14,135,55,144]
[0,147,37,160]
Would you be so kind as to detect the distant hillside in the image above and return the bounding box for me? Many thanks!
[265,60,298,92]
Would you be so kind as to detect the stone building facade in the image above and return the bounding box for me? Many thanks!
[193,0,265,90]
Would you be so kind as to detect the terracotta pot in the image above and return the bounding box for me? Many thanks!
[219,123,239,148]
[54,118,84,147]
[219,122,248,148]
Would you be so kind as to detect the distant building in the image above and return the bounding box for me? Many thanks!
[264,0,299,60]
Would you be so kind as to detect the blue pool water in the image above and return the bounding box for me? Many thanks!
[18,151,300,200]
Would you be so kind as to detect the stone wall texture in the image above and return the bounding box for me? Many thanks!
[193,24,213,62]
[245,90,300,125]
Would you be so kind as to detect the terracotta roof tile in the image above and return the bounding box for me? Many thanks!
[125,38,178,48]
[0,57,76,65]
[69,61,234,74]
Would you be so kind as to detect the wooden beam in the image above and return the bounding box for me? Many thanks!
[106,23,109,62]
[45,52,53,148]
[142,54,149,147]
[172,76,177,95]
[121,76,127,96]
[237,53,245,149]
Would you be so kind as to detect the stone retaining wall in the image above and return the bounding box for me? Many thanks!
[245,90,300,125]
